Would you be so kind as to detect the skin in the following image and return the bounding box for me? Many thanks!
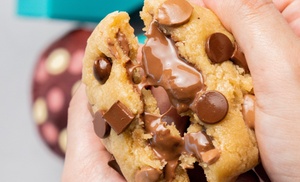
[62,1,300,181]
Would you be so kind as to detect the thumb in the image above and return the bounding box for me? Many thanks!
[203,0,300,111]
[202,0,300,181]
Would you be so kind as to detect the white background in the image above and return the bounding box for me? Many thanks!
[0,1,80,181]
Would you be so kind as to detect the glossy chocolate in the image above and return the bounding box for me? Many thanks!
[144,113,218,181]
[142,21,204,113]
[162,107,190,137]
[135,167,162,182]
[184,132,215,160]
[117,31,130,56]
[144,113,183,181]
[103,101,134,135]
[193,91,228,124]
[157,0,193,26]
[231,44,250,73]
[242,94,255,129]
[93,110,111,138]
[206,33,234,64]
[93,56,112,84]
[151,86,190,136]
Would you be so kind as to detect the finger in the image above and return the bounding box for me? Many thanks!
[202,0,300,105]
[281,0,300,23]
[272,0,293,12]
[280,0,300,36]
[63,83,125,182]
[188,0,205,7]
[66,83,101,153]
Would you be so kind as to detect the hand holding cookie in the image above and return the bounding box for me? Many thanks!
[62,0,300,181]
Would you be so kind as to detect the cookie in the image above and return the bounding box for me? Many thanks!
[32,29,91,157]
[82,0,259,181]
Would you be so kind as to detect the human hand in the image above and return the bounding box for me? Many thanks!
[194,0,300,181]
[61,84,125,182]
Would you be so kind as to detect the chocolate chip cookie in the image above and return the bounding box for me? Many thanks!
[82,0,259,181]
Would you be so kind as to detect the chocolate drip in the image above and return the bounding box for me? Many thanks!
[144,113,220,181]
[142,21,204,113]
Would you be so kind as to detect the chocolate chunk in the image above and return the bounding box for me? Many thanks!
[205,33,234,64]
[93,56,112,84]
[194,91,228,124]
[231,44,250,73]
[135,167,162,182]
[236,170,260,182]
[103,101,134,135]
[242,94,255,129]
[157,0,193,26]
[151,86,190,136]
[92,110,111,138]
[117,31,130,56]
[162,107,190,137]
[108,158,124,177]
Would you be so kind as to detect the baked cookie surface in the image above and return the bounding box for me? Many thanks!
[82,0,259,181]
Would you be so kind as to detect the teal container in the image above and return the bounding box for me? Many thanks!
[17,0,143,22]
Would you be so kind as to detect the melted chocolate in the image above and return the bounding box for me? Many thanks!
[117,31,130,56]
[142,21,204,113]
[144,112,220,181]
[135,167,162,182]
[184,132,215,159]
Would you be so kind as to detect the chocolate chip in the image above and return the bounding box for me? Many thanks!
[157,0,193,26]
[103,101,134,135]
[231,44,250,73]
[194,91,228,124]
[92,110,111,138]
[205,33,234,64]
[93,56,112,84]
[108,158,124,177]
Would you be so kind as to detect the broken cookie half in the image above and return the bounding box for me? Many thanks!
[82,0,259,181]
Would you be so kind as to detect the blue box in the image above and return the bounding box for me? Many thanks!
[17,0,143,22]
